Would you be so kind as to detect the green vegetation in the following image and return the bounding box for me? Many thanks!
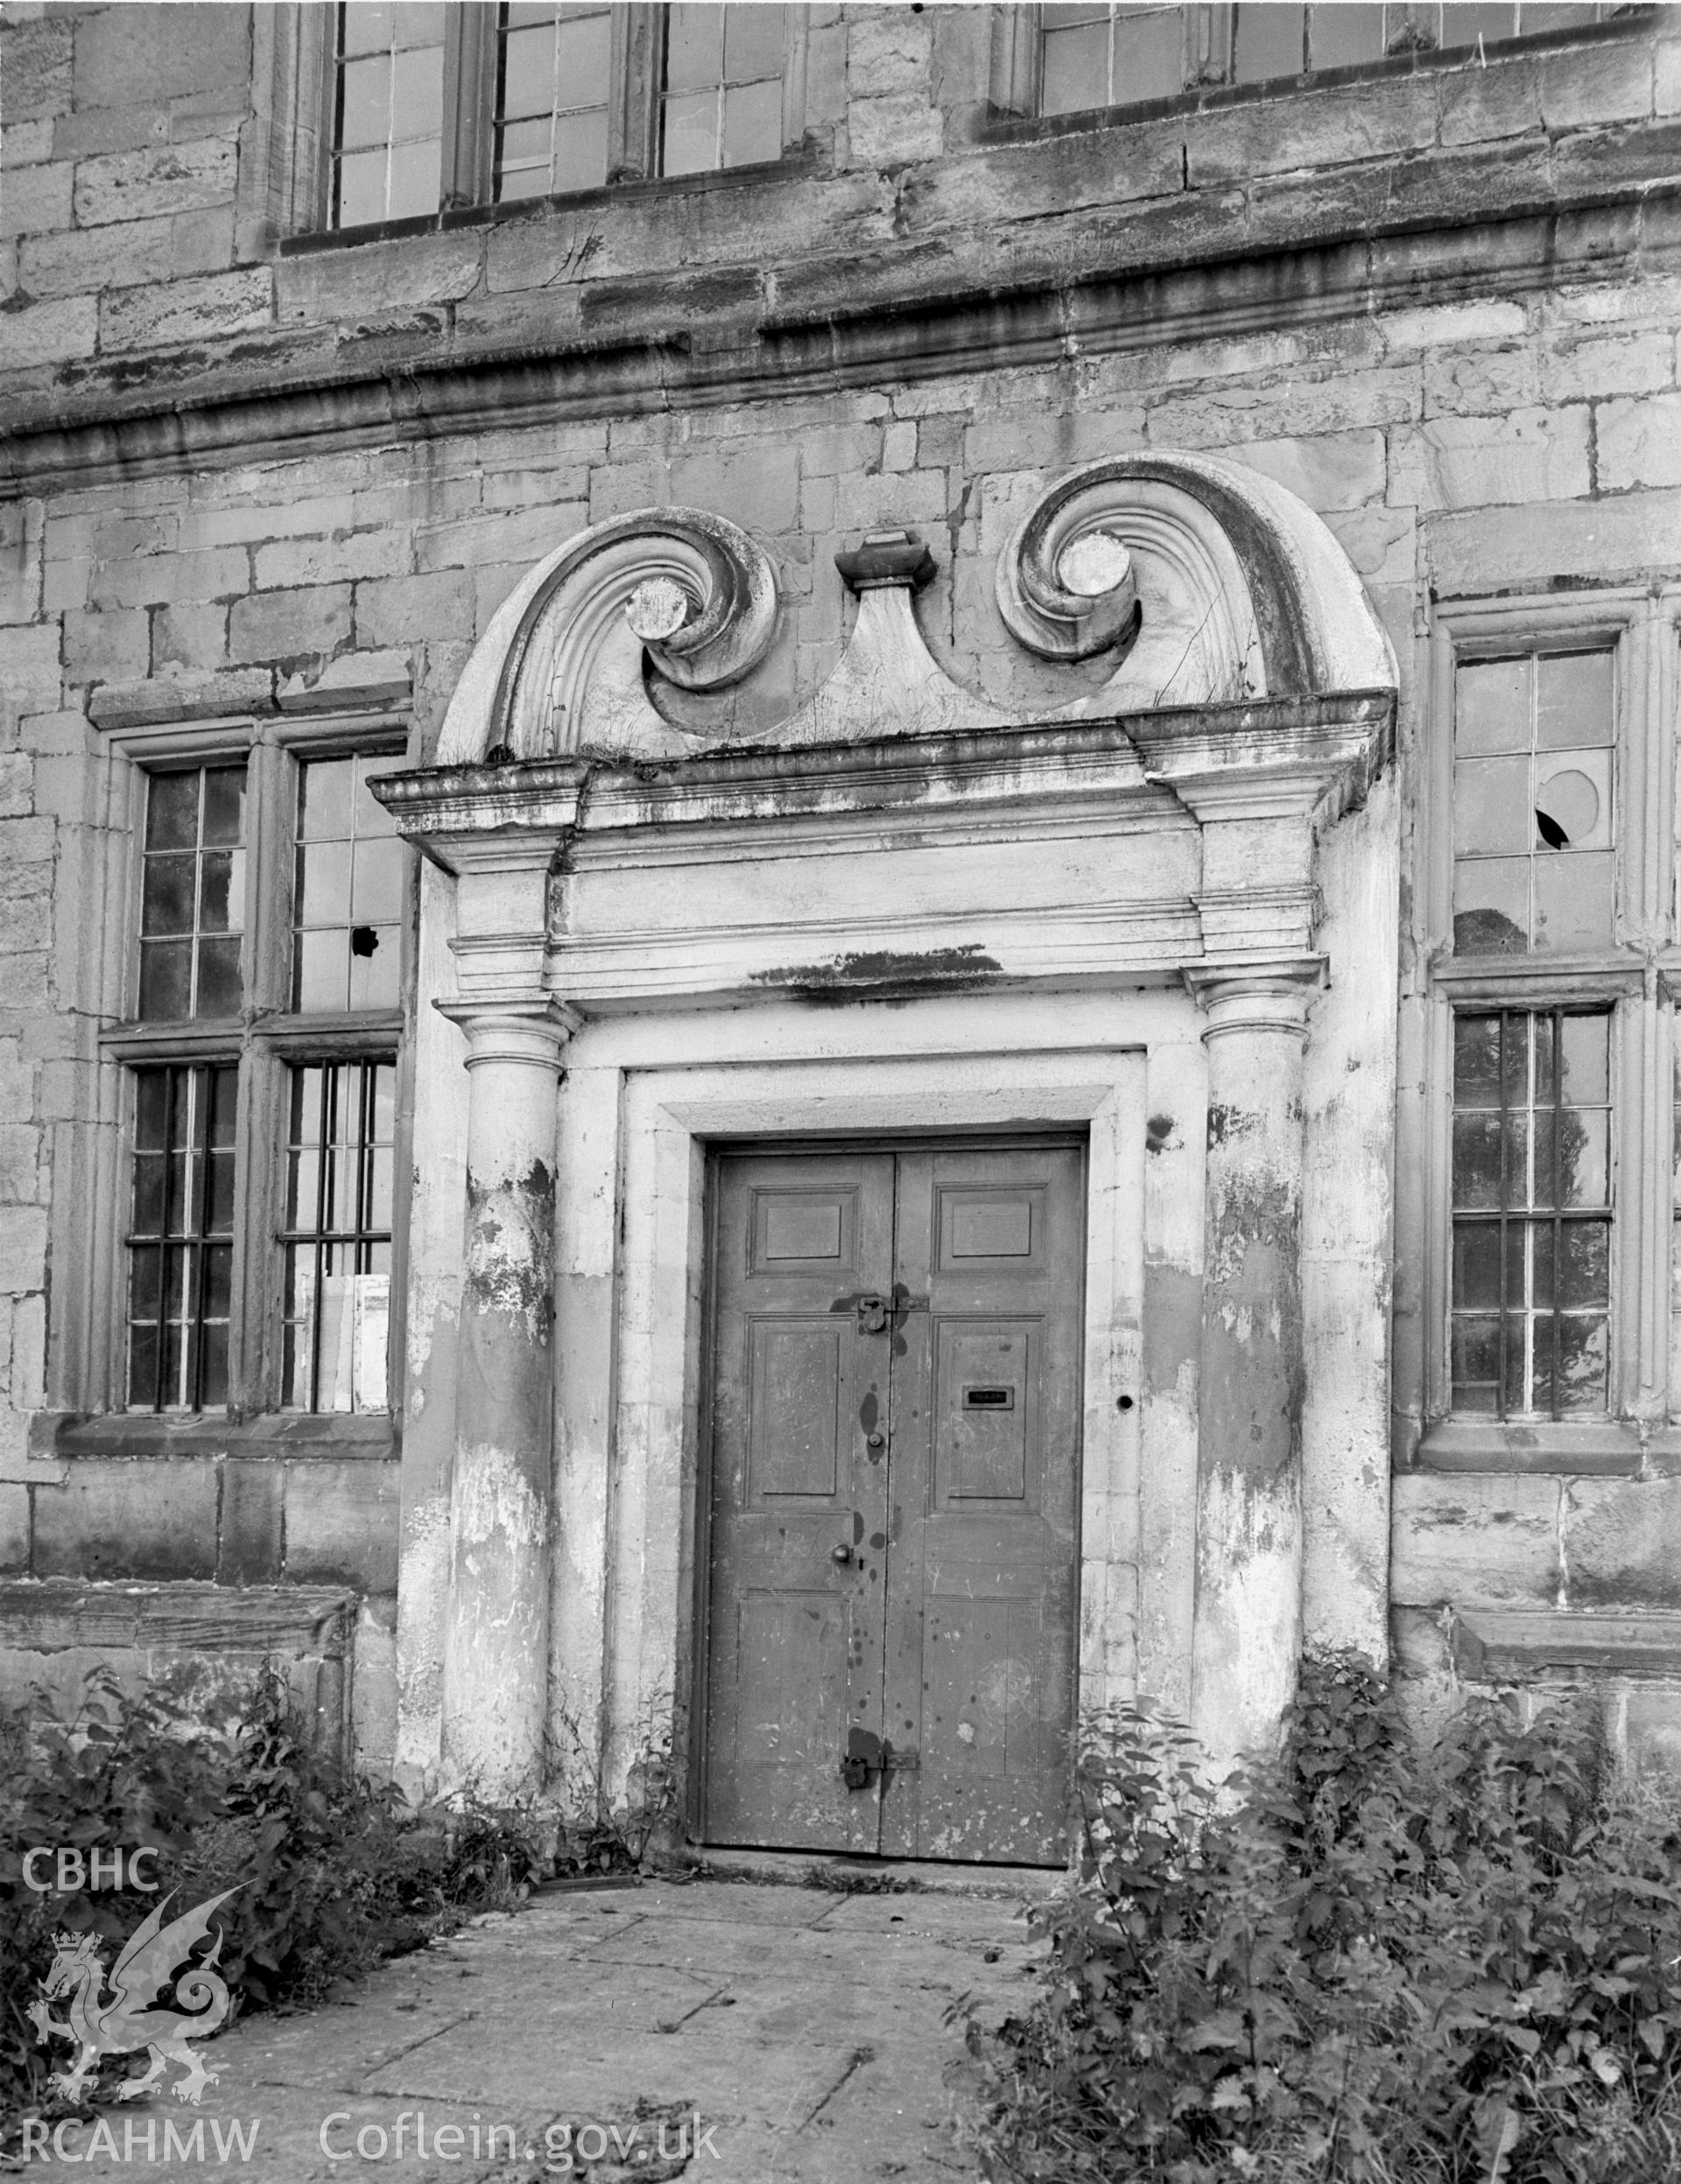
[972,1656,1681,2183]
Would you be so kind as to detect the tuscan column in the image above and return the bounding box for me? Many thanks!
[437,996,577,1797]
[1184,959,1322,1779]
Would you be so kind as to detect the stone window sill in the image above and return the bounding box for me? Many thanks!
[1413,1419,1648,1476]
[39,1413,400,1463]
[278,149,818,257]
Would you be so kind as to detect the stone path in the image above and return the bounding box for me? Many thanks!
[40,1875,1048,2181]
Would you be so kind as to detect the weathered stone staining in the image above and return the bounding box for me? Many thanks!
[4,3,1681,1835]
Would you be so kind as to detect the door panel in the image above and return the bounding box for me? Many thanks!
[703,1141,1083,1864]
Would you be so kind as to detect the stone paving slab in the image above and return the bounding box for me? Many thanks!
[23,1878,1046,2182]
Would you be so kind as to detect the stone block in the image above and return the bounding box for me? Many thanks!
[100,267,271,351]
[228,584,353,665]
[1388,406,1592,511]
[0,1124,40,1203]
[151,602,228,673]
[354,572,475,650]
[0,293,95,369]
[1189,74,1436,189]
[0,954,48,1010]
[73,137,236,229]
[0,18,73,124]
[1438,54,1542,146]
[847,91,943,168]
[283,1460,398,1592]
[74,3,247,109]
[1226,431,1387,512]
[252,530,409,589]
[92,546,246,609]
[1423,346,1543,418]
[0,624,62,722]
[89,666,274,729]
[276,646,411,714]
[0,754,31,819]
[4,120,53,170]
[217,1458,283,1585]
[50,100,169,161]
[179,491,357,550]
[1566,1476,1681,1610]
[1389,1471,1562,1609]
[0,159,72,237]
[1660,36,1681,117]
[62,607,149,685]
[1542,330,1673,403]
[414,504,587,574]
[276,230,484,324]
[847,8,932,98]
[1596,390,1681,491]
[0,1482,25,1573]
[1539,39,1654,130]
[32,1459,219,1581]
[18,214,179,297]
[1377,299,1529,353]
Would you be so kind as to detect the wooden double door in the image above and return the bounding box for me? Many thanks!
[700,1140,1084,1865]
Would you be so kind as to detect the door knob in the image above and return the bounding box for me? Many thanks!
[831,1544,852,1566]
[866,1432,884,1449]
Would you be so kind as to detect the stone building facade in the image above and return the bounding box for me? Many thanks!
[3,0,1681,1858]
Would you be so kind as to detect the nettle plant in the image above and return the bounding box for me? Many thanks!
[971,1656,1681,2184]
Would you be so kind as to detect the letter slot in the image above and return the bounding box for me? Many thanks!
[962,1385,1016,1410]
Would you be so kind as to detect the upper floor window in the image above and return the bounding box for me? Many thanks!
[326,0,799,230]
[1034,1,1619,120]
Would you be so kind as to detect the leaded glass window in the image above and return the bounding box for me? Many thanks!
[1450,1009,1613,1417]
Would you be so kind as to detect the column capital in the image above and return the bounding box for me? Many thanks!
[434,994,581,1071]
[1183,955,1326,1045]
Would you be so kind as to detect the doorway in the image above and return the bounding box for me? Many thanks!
[699,1138,1085,1864]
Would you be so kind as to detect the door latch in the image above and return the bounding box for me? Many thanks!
[840,1728,919,1791]
[855,1294,891,1333]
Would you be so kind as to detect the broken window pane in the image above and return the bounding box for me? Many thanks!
[293,753,404,1013]
[1452,647,1616,954]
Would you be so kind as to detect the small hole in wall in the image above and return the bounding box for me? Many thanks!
[1116,1394,1135,1412]
[350,926,379,958]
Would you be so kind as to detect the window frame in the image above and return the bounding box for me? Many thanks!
[1408,590,1678,1469]
[96,712,414,1427]
[275,2,812,240]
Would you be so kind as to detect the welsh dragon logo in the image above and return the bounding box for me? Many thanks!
[28,1887,241,2107]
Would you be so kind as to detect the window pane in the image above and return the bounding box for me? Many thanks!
[1042,21,1110,114]
[1455,658,1529,755]
[503,21,559,115]
[127,1065,236,1413]
[294,754,404,1011]
[1441,4,1519,46]
[341,2,396,58]
[722,77,782,168]
[142,855,197,938]
[390,43,445,139]
[1308,3,1388,67]
[1452,646,1616,955]
[662,88,717,176]
[340,53,393,149]
[554,11,610,103]
[1537,649,1614,750]
[388,135,443,220]
[336,150,388,229]
[282,1061,395,1414]
[1234,2,1305,82]
[551,107,608,194]
[1450,1009,1613,1420]
[725,3,784,81]
[666,2,725,92]
[196,939,243,1018]
[1111,10,1184,102]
